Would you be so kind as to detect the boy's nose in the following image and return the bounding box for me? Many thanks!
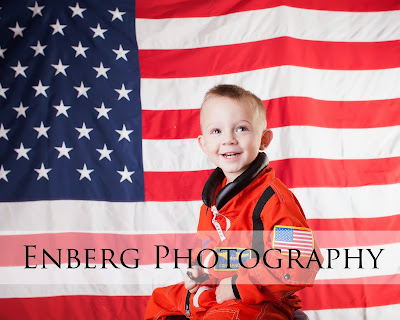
[222,132,237,144]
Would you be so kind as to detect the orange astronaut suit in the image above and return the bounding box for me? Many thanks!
[145,153,321,320]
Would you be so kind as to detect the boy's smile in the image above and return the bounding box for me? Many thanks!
[198,96,272,183]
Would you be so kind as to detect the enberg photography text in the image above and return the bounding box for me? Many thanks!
[24,244,385,270]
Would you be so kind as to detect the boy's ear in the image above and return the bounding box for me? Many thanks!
[259,129,273,150]
[197,135,207,154]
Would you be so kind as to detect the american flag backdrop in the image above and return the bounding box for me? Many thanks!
[0,0,400,319]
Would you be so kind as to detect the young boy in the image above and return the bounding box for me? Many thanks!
[145,85,321,320]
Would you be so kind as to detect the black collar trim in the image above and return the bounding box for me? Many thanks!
[202,153,269,210]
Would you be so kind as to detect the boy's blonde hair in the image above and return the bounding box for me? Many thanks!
[200,84,267,130]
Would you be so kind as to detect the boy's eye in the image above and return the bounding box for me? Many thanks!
[237,126,248,132]
[211,129,221,134]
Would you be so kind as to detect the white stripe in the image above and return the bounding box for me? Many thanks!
[0,184,398,234]
[0,200,201,234]
[305,303,400,319]
[193,286,212,308]
[142,127,400,171]
[292,238,313,243]
[274,242,313,249]
[270,126,400,161]
[280,249,313,255]
[293,230,312,235]
[317,243,399,281]
[292,184,400,219]
[275,240,312,246]
[0,263,185,297]
[293,232,313,237]
[143,139,210,171]
[140,66,400,110]
[136,6,400,49]
[293,235,313,240]
[293,237,313,241]
[0,284,155,298]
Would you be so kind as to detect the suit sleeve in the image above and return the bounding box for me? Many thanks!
[234,198,323,304]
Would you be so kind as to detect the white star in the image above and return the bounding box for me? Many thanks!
[0,46,7,59]
[13,102,29,118]
[10,61,28,78]
[50,19,67,35]
[51,59,69,76]
[28,2,44,17]
[30,41,47,56]
[9,22,26,38]
[53,100,71,117]
[75,122,93,140]
[0,83,9,99]
[94,102,111,119]
[90,24,107,39]
[33,80,49,97]
[96,144,113,161]
[115,84,132,101]
[115,124,133,142]
[33,122,50,139]
[72,41,89,58]
[93,62,110,79]
[74,82,90,98]
[69,3,86,18]
[113,45,129,61]
[34,163,51,181]
[0,165,11,182]
[0,124,10,140]
[117,166,135,183]
[14,142,32,160]
[55,142,73,159]
[109,8,126,21]
[77,164,94,181]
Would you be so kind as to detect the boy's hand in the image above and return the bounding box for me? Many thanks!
[215,277,236,304]
[184,265,203,293]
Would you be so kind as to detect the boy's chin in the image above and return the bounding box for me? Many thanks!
[221,166,248,181]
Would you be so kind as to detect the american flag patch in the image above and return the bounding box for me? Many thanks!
[273,226,314,257]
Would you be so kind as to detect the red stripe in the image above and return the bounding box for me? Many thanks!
[142,109,200,140]
[293,231,312,236]
[308,214,400,231]
[266,97,400,129]
[300,283,400,310]
[275,246,312,251]
[144,170,212,201]
[315,274,400,285]
[136,0,400,18]
[292,239,313,244]
[141,98,400,140]
[144,158,400,201]
[139,39,400,78]
[293,235,312,239]
[275,157,399,189]
[0,283,398,319]
[280,250,313,254]
[0,295,150,320]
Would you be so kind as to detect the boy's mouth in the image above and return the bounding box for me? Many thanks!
[222,152,240,159]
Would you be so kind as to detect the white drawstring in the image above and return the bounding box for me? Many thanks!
[211,205,231,241]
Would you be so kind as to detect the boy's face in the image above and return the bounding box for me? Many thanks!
[198,96,272,183]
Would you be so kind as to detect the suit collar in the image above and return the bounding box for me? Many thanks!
[202,153,269,210]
